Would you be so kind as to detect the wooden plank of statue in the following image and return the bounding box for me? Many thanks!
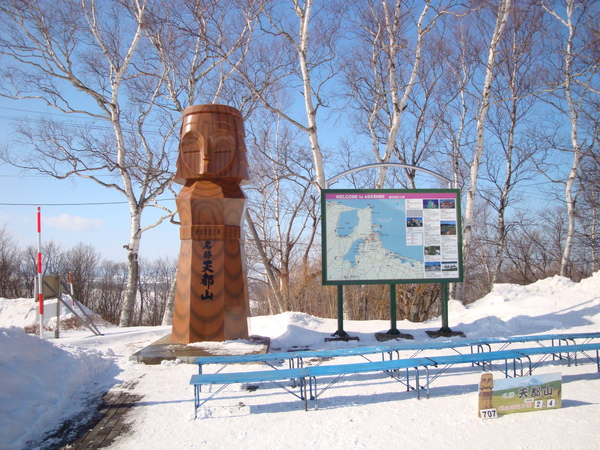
[171,105,250,344]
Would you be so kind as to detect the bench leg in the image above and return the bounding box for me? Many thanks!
[302,378,308,411]
[415,369,420,400]
[194,385,199,419]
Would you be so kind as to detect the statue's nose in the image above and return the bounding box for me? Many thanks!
[201,141,211,173]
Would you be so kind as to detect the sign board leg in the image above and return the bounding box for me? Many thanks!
[376,284,413,341]
[426,283,465,338]
[334,285,348,337]
[440,282,450,333]
[388,284,399,335]
[326,285,359,342]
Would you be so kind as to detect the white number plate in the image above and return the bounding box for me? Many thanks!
[480,408,498,419]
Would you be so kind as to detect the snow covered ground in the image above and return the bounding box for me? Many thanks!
[1,273,600,449]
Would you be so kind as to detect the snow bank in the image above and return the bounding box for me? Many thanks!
[0,298,38,329]
[446,275,600,338]
[0,327,119,449]
[0,297,114,332]
[1,271,600,449]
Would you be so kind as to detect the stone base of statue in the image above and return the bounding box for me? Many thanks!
[131,334,270,364]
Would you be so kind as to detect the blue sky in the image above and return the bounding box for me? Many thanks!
[0,91,566,265]
[0,163,180,261]
[0,99,562,265]
[0,99,180,262]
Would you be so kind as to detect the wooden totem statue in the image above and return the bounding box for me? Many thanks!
[478,373,494,416]
[171,104,250,344]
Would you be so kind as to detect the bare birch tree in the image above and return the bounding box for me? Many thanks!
[436,19,479,191]
[541,0,599,277]
[143,0,261,112]
[482,1,546,286]
[231,0,343,190]
[214,0,343,317]
[458,0,511,300]
[244,105,320,313]
[576,155,600,274]
[343,0,458,188]
[0,0,178,326]
[141,0,261,325]
[0,225,23,298]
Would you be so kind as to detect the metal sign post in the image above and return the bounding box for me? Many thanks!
[425,282,465,338]
[334,285,347,337]
[37,207,44,339]
[374,284,414,341]
[326,285,359,342]
[389,284,398,335]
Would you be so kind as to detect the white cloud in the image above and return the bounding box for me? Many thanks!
[45,214,104,232]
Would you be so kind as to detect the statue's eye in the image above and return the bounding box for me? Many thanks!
[181,132,203,153]
[210,130,235,153]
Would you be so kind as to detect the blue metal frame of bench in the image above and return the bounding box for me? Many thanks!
[189,341,600,418]
[421,350,528,397]
[304,343,600,407]
[193,332,600,376]
[419,343,600,398]
[195,351,301,374]
[515,343,600,374]
[190,368,308,419]
[305,358,435,410]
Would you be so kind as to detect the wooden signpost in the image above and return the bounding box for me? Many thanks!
[478,372,562,418]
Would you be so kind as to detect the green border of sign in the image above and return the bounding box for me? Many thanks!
[321,188,463,285]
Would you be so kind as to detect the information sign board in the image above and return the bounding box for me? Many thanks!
[321,189,463,285]
[479,372,562,418]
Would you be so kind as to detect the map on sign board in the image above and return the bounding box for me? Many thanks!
[321,189,463,285]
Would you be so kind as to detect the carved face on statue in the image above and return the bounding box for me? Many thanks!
[175,104,249,184]
[479,373,493,390]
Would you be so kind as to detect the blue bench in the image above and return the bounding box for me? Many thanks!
[303,350,527,407]
[193,332,600,376]
[514,342,600,374]
[419,343,600,398]
[189,341,600,417]
[463,331,600,352]
[194,345,406,375]
[304,343,600,408]
[305,357,435,409]
[384,331,600,357]
[294,345,395,362]
[499,331,600,345]
[195,351,300,374]
[193,346,403,393]
[190,368,309,418]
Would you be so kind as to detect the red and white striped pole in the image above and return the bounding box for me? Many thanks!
[37,207,44,339]
[69,272,75,307]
